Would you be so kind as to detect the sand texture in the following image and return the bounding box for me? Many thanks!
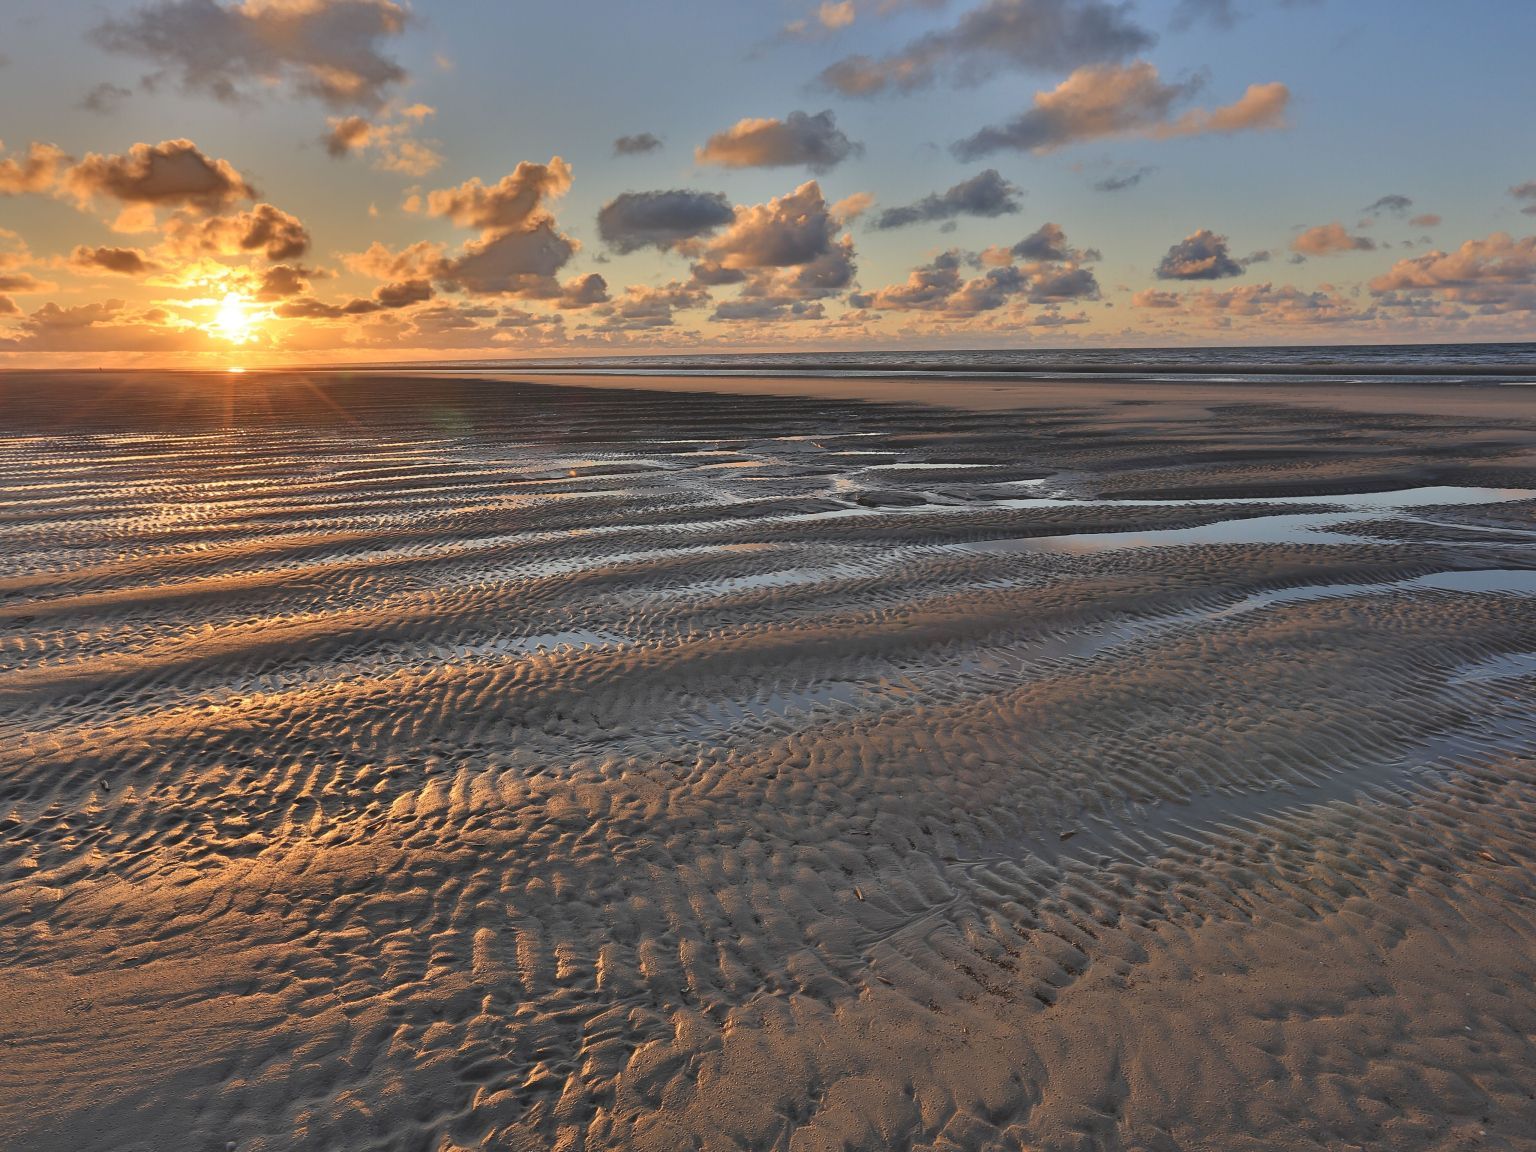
[2,371,1536,1152]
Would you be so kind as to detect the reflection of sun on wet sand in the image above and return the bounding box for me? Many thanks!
[2,369,1535,1151]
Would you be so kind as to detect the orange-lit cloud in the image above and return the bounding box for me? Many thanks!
[1291,222,1376,256]
[697,111,860,173]
[952,63,1288,158]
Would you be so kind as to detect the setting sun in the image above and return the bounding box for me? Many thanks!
[211,292,257,345]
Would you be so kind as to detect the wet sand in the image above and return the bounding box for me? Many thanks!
[2,370,1535,1151]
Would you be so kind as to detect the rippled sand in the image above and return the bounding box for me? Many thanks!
[2,371,1535,1151]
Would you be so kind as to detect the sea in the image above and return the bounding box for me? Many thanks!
[403,342,1536,387]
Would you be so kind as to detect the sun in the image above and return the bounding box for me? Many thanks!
[211,291,258,344]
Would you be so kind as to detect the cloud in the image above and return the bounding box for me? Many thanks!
[872,169,1022,230]
[322,106,442,175]
[1409,213,1440,228]
[433,221,578,297]
[1511,181,1536,216]
[424,158,572,232]
[1369,232,1536,313]
[696,111,860,173]
[0,141,70,195]
[254,263,313,298]
[91,0,411,109]
[1094,165,1155,191]
[831,191,876,224]
[1291,221,1376,255]
[614,132,663,156]
[2,299,209,352]
[163,202,311,260]
[1132,281,1363,326]
[67,245,163,276]
[1169,0,1239,30]
[851,222,1099,314]
[342,239,447,281]
[62,139,255,212]
[690,181,857,317]
[586,282,708,330]
[1155,228,1243,279]
[0,273,54,294]
[819,0,1154,96]
[81,82,134,115]
[952,63,1288,158]
[597,190,735,253]
[1362,193,1412,217]
[0,296,16,317]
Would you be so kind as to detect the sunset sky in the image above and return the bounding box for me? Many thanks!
[2,0,1534,366]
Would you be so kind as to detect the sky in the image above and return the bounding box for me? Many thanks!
[1,0,1534,367]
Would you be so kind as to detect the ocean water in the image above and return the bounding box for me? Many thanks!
[413,342,1536,386]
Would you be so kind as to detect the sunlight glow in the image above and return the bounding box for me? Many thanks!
[211,292,258,345]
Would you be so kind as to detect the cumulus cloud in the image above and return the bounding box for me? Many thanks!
[586,282,709,331]
[433,222,578,297]
[1369,232,1536,313]
[62,139,255,212]
[872,169,1023,230]
[1156,228,1244,279]
[1511,181,1536,216]
[852,222,1099,315]
[613,132,663,156]
[91,0,411,109]
[689,181,857,318]
[952,62,1287,158]
[67,245,163,276]
[1291,221,1376,255]
[322,105,441,175]
[163,202,311,259]
[819,0,1153,96]
[1094,165,1155,191]
[696,111,860,173]
[424,158,572,232]
[597,190,735,253]
[0,141,70,195]
[342,239,447,281]
[254,263,313,298]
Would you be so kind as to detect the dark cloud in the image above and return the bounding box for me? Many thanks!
[376,278,434,308]
[1291,221,1376,255]
[67,245,162,275]
[254,264,313,299]
[819,0,1153,97]
[710,299,826,322]
[852,223,1099,314]
[1093,165,1155,192]
[0,141,70,196]
[872,169,1022,230]
[433,221,577,297]
[696,110,860,173]
[63,139,254,211]
[0,295,16,316]
[1511,181,1536,216]
[614,133,663,156]
[953,63,1288,159]
[0,273,52,293]
[80,83,133,115]
[1362,193,1413,216]
[165,203,311,260]
[597,190,735,253]
[91,0,411,109]
[586,282,708,330]
[1155,228,1244,279]
[556,273,610,308]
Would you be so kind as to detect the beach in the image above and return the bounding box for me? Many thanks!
[2,368,1535,1151]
